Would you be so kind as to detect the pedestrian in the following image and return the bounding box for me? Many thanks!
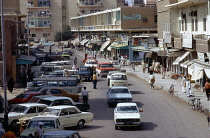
[141,60,146,73]
[72,64,76,70]
[55,50,58,55]
[186,78,193,97]
[204,79,210,101]
[181,75,187,93]
[82,87,89,104]
[118,56,121,64]
[92,72,97,89]
[0,123,5,138]
[2,130,16,138]
[7,77,14,93]
[148,72,155,89]
[161,65,166,79]
[35,122,44,138]
[73,56,77,65]
[208,112,210,130]
[0,94,3,113]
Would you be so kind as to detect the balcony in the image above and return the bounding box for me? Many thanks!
[77,1,102,8]
[165,0,207,8]
[28,13,51,18]
[29,19,51,29]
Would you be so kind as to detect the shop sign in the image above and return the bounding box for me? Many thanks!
[197,52,205,61]
[164,33,171,43]
[182,33,192,48]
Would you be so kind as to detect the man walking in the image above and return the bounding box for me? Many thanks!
[93,72,97,89]
[73,56,77,65]
[148,72,155,89]
[204,79,210,101]
[82,87,89,104]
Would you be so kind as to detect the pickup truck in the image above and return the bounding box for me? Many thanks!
[35,96,90,112]
[96,62,116,77]
[78,66,93,81]
[114,102,143,130]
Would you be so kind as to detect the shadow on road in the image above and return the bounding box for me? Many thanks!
[65,125,104,131]
[140,122,158,131]
[131,91,142,94]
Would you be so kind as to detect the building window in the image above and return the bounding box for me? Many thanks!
[154,15,157,23]
[191,19,194,31]
[179,20,181,31]
[31,34,36,37]
[44,21,47,25]
[43,33,48,37]
[195,19,198,31]
[31,21,34,25]
[203,18,206,31]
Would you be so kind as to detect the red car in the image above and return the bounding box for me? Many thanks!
[8,92,43,105]
[83,57,98,63]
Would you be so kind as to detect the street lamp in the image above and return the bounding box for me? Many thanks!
[1,0,8,131]
[27,12,30,56]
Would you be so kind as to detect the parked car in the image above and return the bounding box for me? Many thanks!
[109,60,121,71]
[61,52,70,59]
[114,103,143,130]
[8,92,43,106]
[28,95,54,103]
[41,105,93,128]
[37,87,79,102]
[96,62,116,77]
[41,130,81,138]
[0,103,47,128]
[20,116,64,138]
[64,50,74,56]
[78,66,93,81]
[107,71,121,86]
[107,86,132,107]
[83,57,98,63]
[36,96,90,112]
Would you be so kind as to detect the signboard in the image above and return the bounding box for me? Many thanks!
[133,38,140,46]
[197,52,205,61]
[123,14,141,20]
[164,33,172,43]
[182,34,192,48]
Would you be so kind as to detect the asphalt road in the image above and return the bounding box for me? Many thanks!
[44,46,210,138]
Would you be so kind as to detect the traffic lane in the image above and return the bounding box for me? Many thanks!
[128,73,209,138]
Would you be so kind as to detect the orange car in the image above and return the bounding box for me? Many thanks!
[37,87,79,102]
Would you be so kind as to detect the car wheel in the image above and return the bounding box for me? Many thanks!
[115,125,119,130]
[77,120,85,129]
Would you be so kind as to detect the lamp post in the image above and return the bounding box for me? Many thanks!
[1,0,8,131]
[27,12,30,56]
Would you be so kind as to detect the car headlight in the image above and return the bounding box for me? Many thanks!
[133,119,140,122]
[116,119,122,122]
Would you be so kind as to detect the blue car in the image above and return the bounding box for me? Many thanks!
[78,66,93,81]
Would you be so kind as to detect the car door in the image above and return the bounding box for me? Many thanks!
[59,109,70,127]
[68,107,80,127]
[25,106,39,117]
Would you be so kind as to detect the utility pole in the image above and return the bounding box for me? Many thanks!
[1,0,8,131]
[27,12,30,56]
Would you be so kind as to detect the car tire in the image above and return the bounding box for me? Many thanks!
[107,79,110,86]
[115,125,119,130]
[108,103,111,107]
[77,120,85,129]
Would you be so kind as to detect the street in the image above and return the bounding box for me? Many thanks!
[66,51,210,138]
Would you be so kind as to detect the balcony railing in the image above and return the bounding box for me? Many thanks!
[77,1,102,7]
[26,0,50,8]
[28,13,51,18]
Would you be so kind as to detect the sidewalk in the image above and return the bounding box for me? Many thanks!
[75,50,210,115]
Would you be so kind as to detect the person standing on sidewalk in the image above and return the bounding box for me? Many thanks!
[181,75,187,93]
[204,79,210,101]
[141,60,146,73]
[82,87,89,104]
[92,72,97,89]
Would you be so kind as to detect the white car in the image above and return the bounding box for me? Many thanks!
[109,72,128,87]
[20,116,64,138]
[114,103,143,130]
[84,59,98,67]
[107,71,121,86]
[40,105,94,128]
[0,103,47,127]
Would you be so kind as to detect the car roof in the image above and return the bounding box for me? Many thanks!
[41,96,72,101]
[17,103,48,107]
[43,130,79,136]
[111,72,126,75]
[31,116,58,121]
[46,105,76,109]
[32,95,54,99]
[33,77,77,81]
[117,103,137,106]
[111,86,128,89]
[99,62,112,64]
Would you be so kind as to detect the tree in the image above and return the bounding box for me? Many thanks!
[54,25,74,42]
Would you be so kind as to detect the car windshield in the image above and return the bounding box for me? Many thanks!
[27,120,55,129]
[79,67,89,71]
[88,61,97,64]
[10,105,29,113]
[16,94,30,99]
[110,89,129,93]
[101,64,113,68]
[41,108,60,116]
[111,75,127,80]
[117,106,138,113]
[38,100,53,106]
[28,97,40,103]
[42,135,68,138]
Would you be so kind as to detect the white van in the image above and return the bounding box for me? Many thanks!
[109,73,127,87]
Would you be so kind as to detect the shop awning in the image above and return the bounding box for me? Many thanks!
[86,42,90,47]
[72,38,79,45]
[80,39,89,45]
[180,60,194,68]
[167,51,186,57]
[111,44,128,49]
[173,52,190,65]
[89,39,101,44]
[100,41,110,51]
[191,70,204,80]
[132,46,159,52]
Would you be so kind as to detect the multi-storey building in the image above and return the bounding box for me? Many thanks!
[157,0,210,88]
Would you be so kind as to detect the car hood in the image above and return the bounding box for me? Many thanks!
[108,93,132,99]
[115,113,140,119]
[21,128,59,137]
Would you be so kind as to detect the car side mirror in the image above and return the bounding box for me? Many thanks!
[139,109,143,112]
